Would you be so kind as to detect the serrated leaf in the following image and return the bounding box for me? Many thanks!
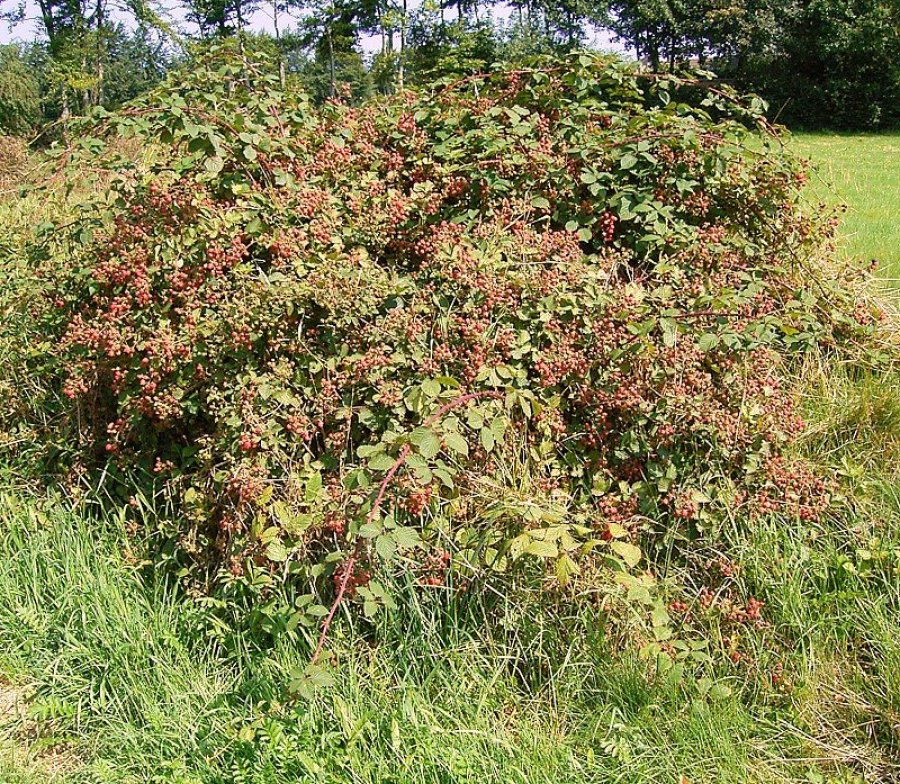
[443,431,469,457]
[305,472,323,503]
[266,539,288,563]
[376,534,397,561]
[410,427,441,460]
[358,522,381,538]
[660,317,677,347]
[369,453,397,471]
[257,485,273,505]
[421,378,441,398]
[392,526,422,551]
[610,540,642,567]
[246,216,264,236]
[524,539,558,558]
[555,553,580,586]
[480,426,495,452]
[651,604,671,627]
[272,502,292,528]
[289,664,334,700]
[203,156,224,174]
[698,332,719,352]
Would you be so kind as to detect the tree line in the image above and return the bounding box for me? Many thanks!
[1,0,898,134]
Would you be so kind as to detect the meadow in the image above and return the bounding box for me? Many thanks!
[0,126,898,784]
[793,133,900,278]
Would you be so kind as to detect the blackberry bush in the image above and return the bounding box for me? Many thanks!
[14,44,887,642]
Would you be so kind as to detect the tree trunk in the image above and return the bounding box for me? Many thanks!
[398,0,407,90]
[94,0,105,106]
[327,22,337,97]
[273,0,286,87]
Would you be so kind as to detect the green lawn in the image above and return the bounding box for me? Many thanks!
[792,133,900,280]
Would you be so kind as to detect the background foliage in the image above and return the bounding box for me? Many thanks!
[0,0,898,132]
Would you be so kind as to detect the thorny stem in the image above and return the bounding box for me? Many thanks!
[310,390,504,665]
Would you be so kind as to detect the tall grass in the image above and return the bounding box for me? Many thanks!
[0,489,860,784]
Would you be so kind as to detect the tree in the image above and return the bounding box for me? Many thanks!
[723,0,900,128]
[0,0,173,118]
[404,10,499,85]
[186,0,261,36]
[0,45,42,135]
[291,0,372,99]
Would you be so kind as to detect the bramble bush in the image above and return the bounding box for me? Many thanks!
[8,44,889,658]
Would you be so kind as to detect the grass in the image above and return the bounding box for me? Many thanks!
[792,133,900,280]
[0,490,888,784]
[1,132,899,783]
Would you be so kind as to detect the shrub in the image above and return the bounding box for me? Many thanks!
[13,45,886,639]
[0,135,29,189]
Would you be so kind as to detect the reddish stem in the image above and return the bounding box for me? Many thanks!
[310,389,503,665]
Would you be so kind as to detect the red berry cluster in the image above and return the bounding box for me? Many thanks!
[418,550,451,587]
[333,560,372,596]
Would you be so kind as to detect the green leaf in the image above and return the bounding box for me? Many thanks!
[659,317,677,347]
[410,427,441,460]
[524,539,558,558]
[698,332,720,352]
[480,426,495,452]
[392,526,422,551]
[421,378,441,398]
[555,553,580,586]
[257,485,273,505]
[620,153,637,170]
[369,453,397,471]
[651,604,671,628]
[272,501,293,527]
[610,540,642,568]
[376,535,397,561]
[289,664,334,700]
[358,522,381,538]
[305,472,323,503]
[266,539,288,563]
[204,157,224,175]
[443,431,469,457]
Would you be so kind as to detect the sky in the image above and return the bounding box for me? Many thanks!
[0,0,630,55]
